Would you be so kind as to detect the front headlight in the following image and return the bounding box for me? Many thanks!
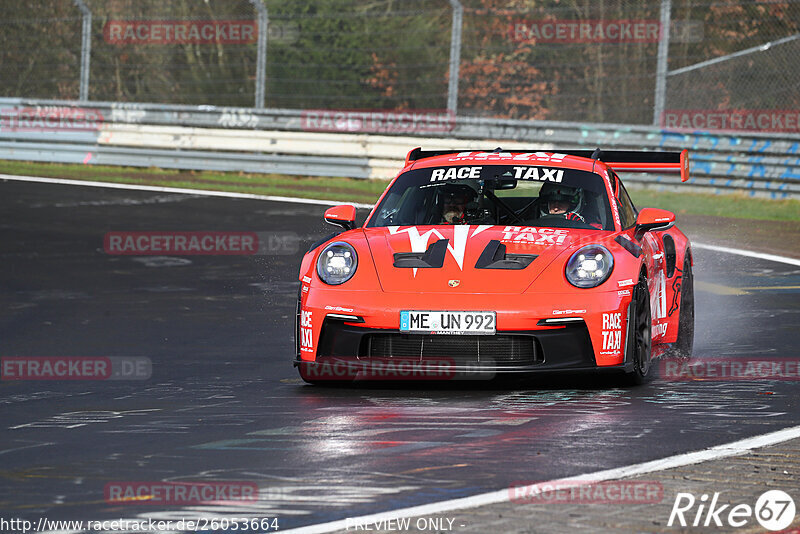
[565,245,614,288]
[316,241,357,285]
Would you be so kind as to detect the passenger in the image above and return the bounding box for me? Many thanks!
[439,185,476,224]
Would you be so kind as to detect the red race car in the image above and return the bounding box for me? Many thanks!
[295,148,694,384]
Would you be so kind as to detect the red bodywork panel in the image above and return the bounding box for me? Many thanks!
[297,150,692,373]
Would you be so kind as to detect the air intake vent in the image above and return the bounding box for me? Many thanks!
[365,333,540,367]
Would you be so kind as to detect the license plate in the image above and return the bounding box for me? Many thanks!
[399,311,496,335]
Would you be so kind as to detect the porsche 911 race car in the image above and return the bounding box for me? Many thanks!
[295,148,694,384]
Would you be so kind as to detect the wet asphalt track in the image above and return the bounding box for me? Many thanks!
[1,179,799,532]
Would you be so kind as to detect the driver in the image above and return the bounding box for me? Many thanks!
[538,183,603,228]
[540,183,585,221]
[439,184,476,224]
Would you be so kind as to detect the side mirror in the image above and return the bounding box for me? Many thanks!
[324,205,356,231]
[635,208,675,238]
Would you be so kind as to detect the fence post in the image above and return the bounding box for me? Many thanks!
[73,0,91,102]
[249,0,268,109]
[653,0,671,126]
[447,0,463,117]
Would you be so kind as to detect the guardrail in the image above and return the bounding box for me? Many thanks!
[1,97,798,199]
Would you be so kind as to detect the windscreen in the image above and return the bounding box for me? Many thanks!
[367,164,615,231]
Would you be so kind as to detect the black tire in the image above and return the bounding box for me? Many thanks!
[624,274,655,385]
[670,256,695,359]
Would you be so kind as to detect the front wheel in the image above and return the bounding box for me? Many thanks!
[624,274,654,385]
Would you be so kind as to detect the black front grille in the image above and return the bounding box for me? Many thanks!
[364,333,540,367]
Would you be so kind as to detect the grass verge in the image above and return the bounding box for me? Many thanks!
[628,188,800,223]
[1,159,798,222]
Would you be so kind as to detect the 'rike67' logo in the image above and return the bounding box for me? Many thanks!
[668,490,795,531]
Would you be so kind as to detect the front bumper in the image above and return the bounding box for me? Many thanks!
[296,287,634,379]
[295,318,636,379]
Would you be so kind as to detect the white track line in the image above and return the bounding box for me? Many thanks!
[6,173,799,267]
[693,242,800,267]
[283,425,800,534]
[6,172,800,532]
[0,174,376,209]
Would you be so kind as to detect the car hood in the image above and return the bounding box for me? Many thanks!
[363,225,603,294]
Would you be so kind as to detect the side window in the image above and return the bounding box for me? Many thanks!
[616,178,638,229]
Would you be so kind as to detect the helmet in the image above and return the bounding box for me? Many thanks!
[539,183,584,218]
[439,184,476,203]
[438,184,477,224]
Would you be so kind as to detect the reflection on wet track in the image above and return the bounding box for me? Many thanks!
[0,181,798,531]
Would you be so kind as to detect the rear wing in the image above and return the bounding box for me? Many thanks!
[404,147,690,182]
[589,149,690,183]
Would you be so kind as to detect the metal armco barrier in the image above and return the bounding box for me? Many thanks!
[1,98,798,199]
